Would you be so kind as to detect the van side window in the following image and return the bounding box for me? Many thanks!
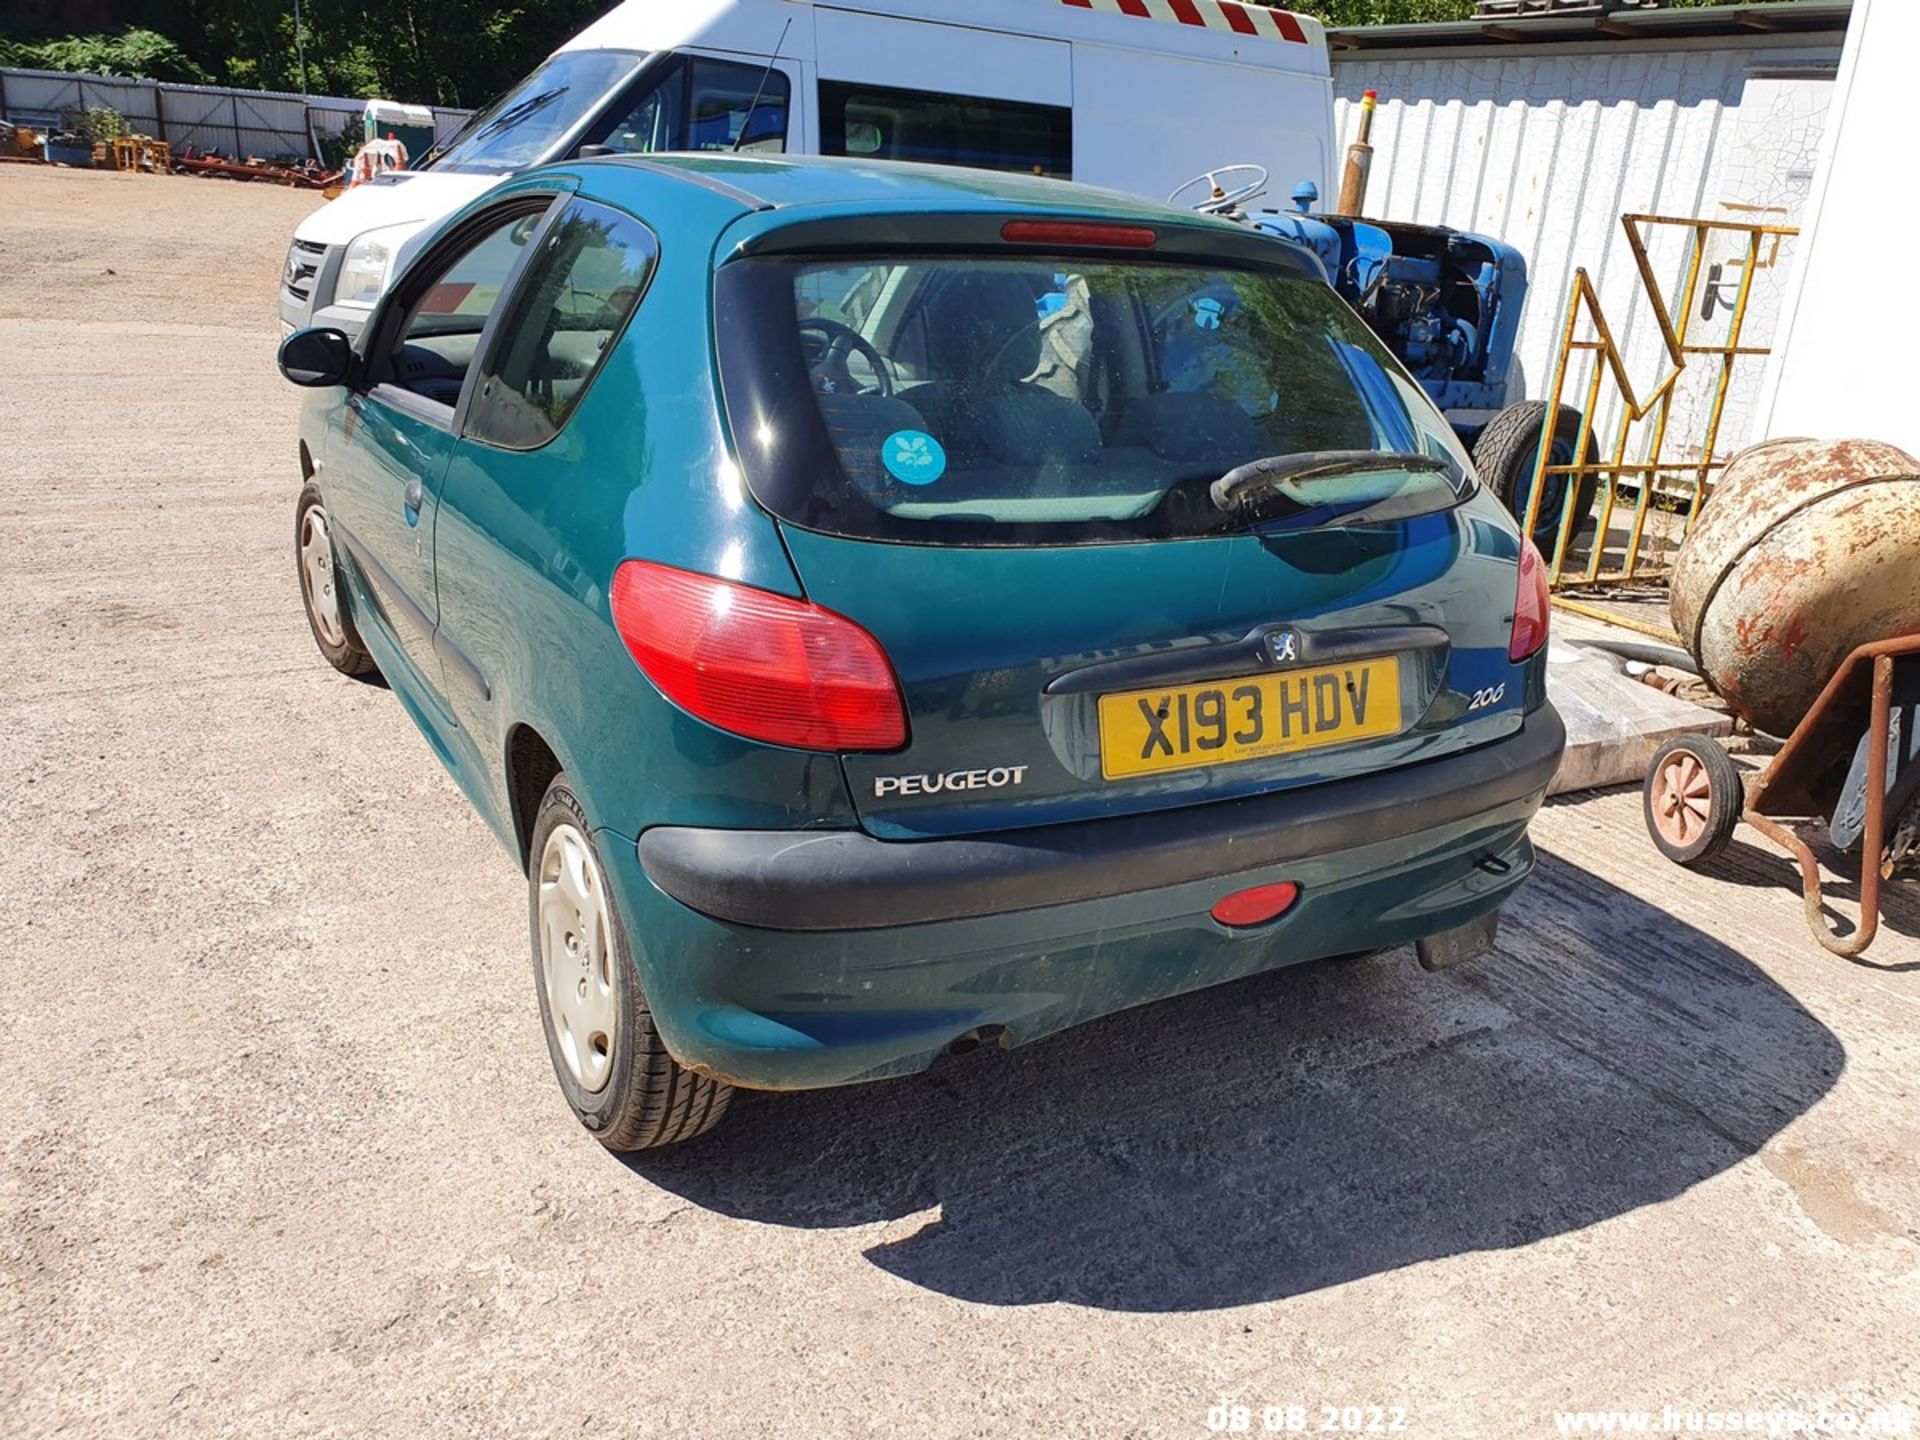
[464,200,659,451]
[819,82,1071,179]
[599,56,790,155]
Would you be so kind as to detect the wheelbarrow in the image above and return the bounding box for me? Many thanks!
[1641,634,1920,958]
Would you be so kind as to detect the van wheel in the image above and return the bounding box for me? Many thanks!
[295,483,378,679]
[528,776,732,1150]
[1473,402,1598,555]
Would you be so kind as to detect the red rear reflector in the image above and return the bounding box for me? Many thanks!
[1000,220,1157,249]
[1509,536,1550,662]
[610,560,907,752]
[1210,881,1300,929]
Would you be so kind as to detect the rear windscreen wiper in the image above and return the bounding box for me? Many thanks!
[1210,450,1455,514]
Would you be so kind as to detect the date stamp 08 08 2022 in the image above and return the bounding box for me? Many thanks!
[1205,1403,1410,1434]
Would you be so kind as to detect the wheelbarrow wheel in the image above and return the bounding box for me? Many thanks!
[1644,735,1743,867]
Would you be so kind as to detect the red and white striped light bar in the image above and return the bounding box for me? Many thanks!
[1060,0,1311,44]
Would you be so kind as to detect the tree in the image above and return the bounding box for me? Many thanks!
[1264,0,1798,18]
[0,1,601,104]
[4,26,212,83]
[1272,0,1475,21]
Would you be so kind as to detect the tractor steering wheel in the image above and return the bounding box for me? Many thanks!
[1167,164,1270,217]
[796,317,894,398]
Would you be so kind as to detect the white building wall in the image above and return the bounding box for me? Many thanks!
[1758,0,1915,456]
[1329,36,1841,461]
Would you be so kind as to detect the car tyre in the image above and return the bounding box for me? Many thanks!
[1643,735,1743,867]
[527,774,732,1150]
[295,483,379,679]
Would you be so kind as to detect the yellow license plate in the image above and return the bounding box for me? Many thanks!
[1097,656,1402,781]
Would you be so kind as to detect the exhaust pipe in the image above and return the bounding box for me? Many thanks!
[1337,88,1377,216]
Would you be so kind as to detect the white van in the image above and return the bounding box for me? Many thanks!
[280,0,1332,336]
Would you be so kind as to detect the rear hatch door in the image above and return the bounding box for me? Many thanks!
[715,219,1529,839]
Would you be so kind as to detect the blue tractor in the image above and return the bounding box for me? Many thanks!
[1171,164,1592,551]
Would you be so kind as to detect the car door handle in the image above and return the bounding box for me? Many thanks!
[403,478,424,513]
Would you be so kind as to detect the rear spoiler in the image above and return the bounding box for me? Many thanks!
[723,207,1324,276]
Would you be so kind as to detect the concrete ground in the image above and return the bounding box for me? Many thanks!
[3,166,1918,1440]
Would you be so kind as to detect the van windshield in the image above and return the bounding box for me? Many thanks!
[715,252,1473,547]
[430,50,646,175]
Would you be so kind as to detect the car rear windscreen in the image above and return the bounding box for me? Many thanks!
[714,249,1474,547]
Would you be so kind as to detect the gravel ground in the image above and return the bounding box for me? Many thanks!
[3,166,1919,1440]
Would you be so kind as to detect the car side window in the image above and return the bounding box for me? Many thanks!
[464,199,659,450]
[379,207,548,410]
[599,55,789,155]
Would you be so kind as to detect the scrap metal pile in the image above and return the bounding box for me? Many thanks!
[169,148,340,189]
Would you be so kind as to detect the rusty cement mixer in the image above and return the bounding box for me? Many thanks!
[1670,438,1920,736]
[1642,438,1920,958]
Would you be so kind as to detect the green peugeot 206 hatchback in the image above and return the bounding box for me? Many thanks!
[279,153,1564,1150]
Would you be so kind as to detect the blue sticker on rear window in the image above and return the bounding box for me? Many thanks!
[882,429,946,485]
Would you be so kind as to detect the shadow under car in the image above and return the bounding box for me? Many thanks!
[625,848,1842,1312]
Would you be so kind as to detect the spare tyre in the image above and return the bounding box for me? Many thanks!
[1472,401,1598,557]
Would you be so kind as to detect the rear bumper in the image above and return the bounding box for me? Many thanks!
[607,707,1563,1091]
[639,705,1564,931]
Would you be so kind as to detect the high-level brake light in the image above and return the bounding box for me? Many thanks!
[1000,220,1158,249]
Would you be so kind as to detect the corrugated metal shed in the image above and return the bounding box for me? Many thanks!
[1327,5,1847,459]
[1329,2,1848,54]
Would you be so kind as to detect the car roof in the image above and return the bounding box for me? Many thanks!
[569,151,1236,228]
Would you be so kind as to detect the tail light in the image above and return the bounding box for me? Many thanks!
[610,560,907,752]
[1508,536,1550,662]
